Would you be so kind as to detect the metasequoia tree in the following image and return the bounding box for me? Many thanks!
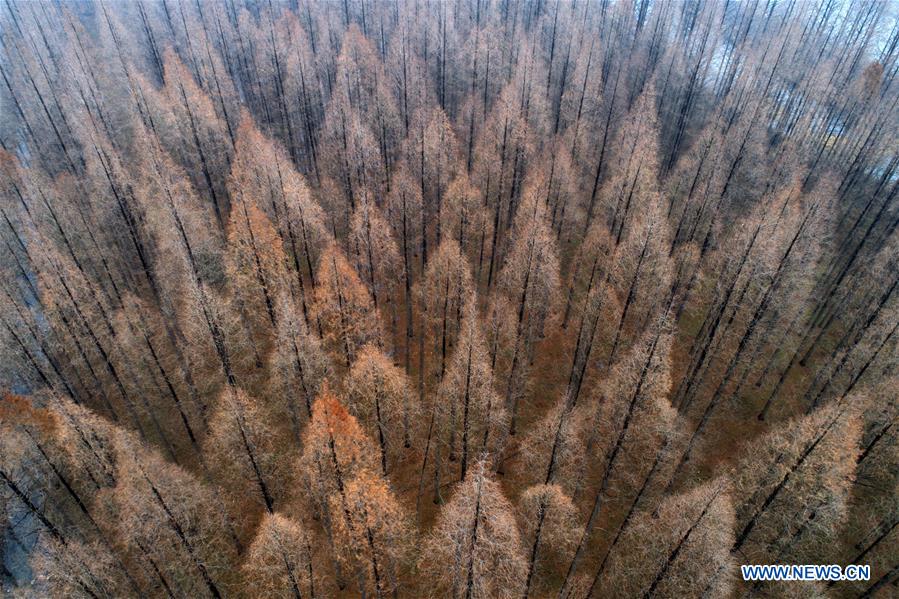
[0,242,87,404]
[267,10,326,179]
[116,0,241,130]
[663,83,771,262]
[268,294,333,446]
[28,535,134,599]
[589,481,735,599]
[654,2,723,174]
[390,3,436,117]
[664,117,731,254]
[505,34,552,144]
[604,198,672,367]
[404,106,460,245]
[673,211,774,417]
[676,180,830,431]
[131,132,241,397]
[57,6,141,153]
[383,167,425,369]
[221,7,274,140]
[63,110,163,307]
[561,222,620,405]
[440,172,493,280]
[330,24,399,193]
[177,2,241,138]
[1,150,121,337]
[673,182,834,476]
[133,129,226,286]
[587,85,661,240]
[27,392,118,493]
[328,470,413,598]
[150,51,234,228]
[416,238,475,387]
[227,116,332,329]
[853,380,899,495]
[193,268,265,385]
[298,387,380,587]
[456,17,506,169]
[562,323,676,593]
[320,76,384,212]
[224,188,291,347]
[470,81,534,291]
[312,242,383,367]
[538,141,581,240]
[33,242,150,438]
[243,512,316,599]
[519,395,591,496]
[0,13,83,176]
[0,196,73,392]
[344,344,415,474]
[484,293,517,374]
[110,293,208,466]
[496,182,561,434]
[0,394,145,596]
[349,195,404,343]
[0,280,59,393]
[557,22,603,159]
[799,254,899,418]
[299,387,379,512]
[421,461,527,599]
[434,307,508,487]
[5,394,119,533]
[729,400,860,574]
[111,429,238,598]
[834,380,899,598]
[518,484,581,598]
[249,6,317,175]
[203,387,288,542]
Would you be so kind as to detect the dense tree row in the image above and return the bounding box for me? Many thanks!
[1,0,897,597]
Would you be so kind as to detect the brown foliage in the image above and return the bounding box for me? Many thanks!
[243,513,316,599]
[421,461,527,598]
[344,344,416,474]
[312,243,384,367]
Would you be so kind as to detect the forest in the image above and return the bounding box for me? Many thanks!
[0,0,897,597]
